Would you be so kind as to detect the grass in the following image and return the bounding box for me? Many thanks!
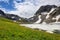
[0,17,60,40]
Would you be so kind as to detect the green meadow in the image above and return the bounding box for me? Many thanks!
[0,17,60,40]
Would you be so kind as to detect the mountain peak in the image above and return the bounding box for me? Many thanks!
[35,5,57,15]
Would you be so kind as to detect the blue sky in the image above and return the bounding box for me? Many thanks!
[0,0,24,11]
[0,0,60,18]
[0,0,38,11]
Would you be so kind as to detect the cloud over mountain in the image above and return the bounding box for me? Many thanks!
[0,0,60,18]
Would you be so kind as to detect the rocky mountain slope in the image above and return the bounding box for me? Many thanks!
[0,5,60,24]
[0,10,21,21]
[28,5,60,24]
[0,10,29,23]
[0,15,60,40]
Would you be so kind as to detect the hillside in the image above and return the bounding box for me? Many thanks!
[0,17,60,40]
[28,5,60,24]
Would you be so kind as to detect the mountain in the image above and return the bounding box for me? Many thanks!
[27,5,60,24]
[0,10,29,23]
[0,15,60,40]
[35,5,57,15]
[0,5,60,24]
[0,10,6,16]
[45,6,60,23]
[0,10,21,22]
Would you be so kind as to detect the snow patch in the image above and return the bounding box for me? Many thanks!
[46,31,53,33]
[35,15,41,23]
[46,8,56,19]
[56,15,60,22]
[11,16,15,19]
[20,24,60,33]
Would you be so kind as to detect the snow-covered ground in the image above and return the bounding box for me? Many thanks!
[20,23,60,33]
[35,15,41,23]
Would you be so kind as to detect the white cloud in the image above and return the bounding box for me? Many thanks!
[38,0,60,6]
[0,7,8,13]
[7,0,38,18]
[1,0,60,18]
[8,0,60,18]
[24,0,60,6]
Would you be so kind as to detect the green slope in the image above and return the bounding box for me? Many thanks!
[0,17,60,40]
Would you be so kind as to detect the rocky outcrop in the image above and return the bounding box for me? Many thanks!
[5,14,21,21]
[0,10,21,21]
[35,5,57,15]
[45,7,60,23]
[0,5,60,24]
[28,15,38,23]
[27,5,60,24]
[0,10,28,23]
[0,10,6,16]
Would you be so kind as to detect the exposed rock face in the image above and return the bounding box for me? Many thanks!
[0,10,6,16]
[28,5,60,24]
[58,18,60,21]
[0,10,27,23]
[45,7,60,23]
[5,14,21,21]
[0,5,60,24]
[35,5,57,15]
[28,15,39,23]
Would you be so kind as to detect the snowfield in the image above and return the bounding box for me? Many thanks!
[20,23,60,33]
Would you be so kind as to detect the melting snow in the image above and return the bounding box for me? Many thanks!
[46,8,56,19]
[35,15,41,23]
[56,15,60,21]
[20,24,60,33]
